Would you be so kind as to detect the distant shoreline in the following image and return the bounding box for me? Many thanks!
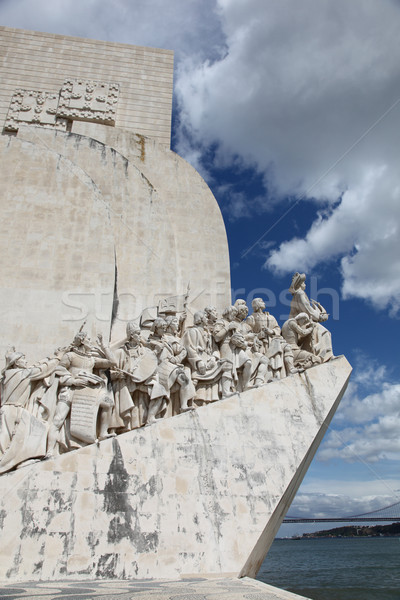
[277,534,400,539]
[279,522,400,539]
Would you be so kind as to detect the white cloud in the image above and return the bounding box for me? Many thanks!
[174,0,400,314]
[177,0,400,194]
[338,383,400,425]
[351,356,388,387]
[0,0,225,62]
[316,354,400,463]
[2,1,400,312]
[318,418,400,463]
[266,166,400,313]
[289,489,399,519]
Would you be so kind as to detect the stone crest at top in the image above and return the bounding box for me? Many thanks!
[58,79,120,124]
[5,79,121,132]
[0,26,173,145]
[5,89,68,132]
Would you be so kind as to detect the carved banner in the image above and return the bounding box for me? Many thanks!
[70,387,102,444]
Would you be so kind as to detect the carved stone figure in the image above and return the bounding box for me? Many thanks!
[247,298,299,379]
[182,311,230,403]
[246,298,280,337]
[110,322,165,430]
[147,317,195,414]
[46,331,116,456]
[281,313,323,369]
[204,306,219,332]
[232,300,270,387]
[213,305,252,394]
[159,288,189,333]
[0,348,62,473]
[289,273,333,362]
[0,272,338,475]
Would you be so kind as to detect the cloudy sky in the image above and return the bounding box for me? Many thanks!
[1,0,399,537]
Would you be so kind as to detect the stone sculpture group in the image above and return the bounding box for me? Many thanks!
[0,273,333,474]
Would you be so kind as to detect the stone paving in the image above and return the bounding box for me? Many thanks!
[0,577,308,600]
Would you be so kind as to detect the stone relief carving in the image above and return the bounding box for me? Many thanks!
[0,348,63,472]
[247,297,300,379]
[4,79,120,132]
[0,274,335,474]
[4,89,68,132]
[288,272,333,362]
[109,322,164,430]
[147,316,196,415]
[45,331,116,458]
[58,79,120,124]
[182,310,230,404]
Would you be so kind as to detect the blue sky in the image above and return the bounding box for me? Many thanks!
[1,0,399,536]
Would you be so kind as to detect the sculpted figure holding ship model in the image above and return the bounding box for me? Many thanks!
[289,272,333,362]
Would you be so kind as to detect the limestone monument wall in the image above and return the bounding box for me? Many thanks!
[0,28,231,362]
[0,356,351,582]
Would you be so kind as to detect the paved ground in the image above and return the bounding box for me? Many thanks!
[0,577,308,600]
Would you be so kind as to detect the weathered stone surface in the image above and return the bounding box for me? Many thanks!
[0,576,313,600]
[0,125,230,362]
[0,132,115,362]
[0,356,351,583]
[0,30,346,599]
[0,26,174,146]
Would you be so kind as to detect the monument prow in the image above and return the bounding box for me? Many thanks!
[0,356,351,582]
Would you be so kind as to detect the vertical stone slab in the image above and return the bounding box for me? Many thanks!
[0,27,231,362]
[0,134,115,360]
[1,125,231,356]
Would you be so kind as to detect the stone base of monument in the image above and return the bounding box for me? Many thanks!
[0,577,312,600]
[0,356,351,585]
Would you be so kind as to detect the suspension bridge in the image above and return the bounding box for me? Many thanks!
[283,499,400,523]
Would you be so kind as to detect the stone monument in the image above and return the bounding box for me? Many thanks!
[0,27,351,596]
[0,26,231,361]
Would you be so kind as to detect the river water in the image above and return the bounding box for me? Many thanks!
[257,537,400,600]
